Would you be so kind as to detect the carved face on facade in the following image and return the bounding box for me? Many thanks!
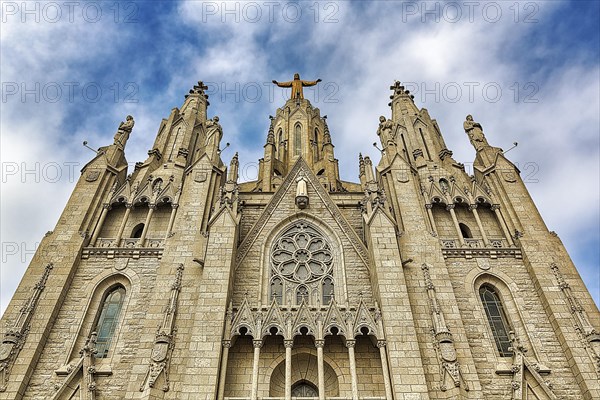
[294,73,300,80]
[379,116,386,123]
[214,116,219,122]
[466,115,473,121]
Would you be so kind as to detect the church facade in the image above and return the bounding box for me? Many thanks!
[0,78,599,400]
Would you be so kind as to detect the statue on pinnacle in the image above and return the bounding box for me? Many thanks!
[273,73,322,100]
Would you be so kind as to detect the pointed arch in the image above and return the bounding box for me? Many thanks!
[94,286,126,358]
[294,123,302,156]
[479,284,513,357]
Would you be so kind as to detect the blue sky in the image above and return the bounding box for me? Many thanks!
[1,0,598,314]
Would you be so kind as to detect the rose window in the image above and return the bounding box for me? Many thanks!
[270,222,334,306]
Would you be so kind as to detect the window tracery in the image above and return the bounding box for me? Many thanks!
[270,222,333,306]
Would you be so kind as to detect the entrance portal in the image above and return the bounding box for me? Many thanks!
[291,381,318,397]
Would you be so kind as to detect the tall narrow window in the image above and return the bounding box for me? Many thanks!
[271,277,283,304]
[296,286,309,304]
[313,129,319,161]
[131,223,145,238]
[479,285,513,356]
[94,286,125,358]
[278,129,284,159]
[294,124,302,156]
[459,223,473,238]
[322,277,334,305]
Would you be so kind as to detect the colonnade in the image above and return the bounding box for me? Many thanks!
[217,335,393,400]
[89,202,178,247]
[426,202,514,247]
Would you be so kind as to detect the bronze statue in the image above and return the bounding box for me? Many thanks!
[272,73,322,100]
[463,115,488,150]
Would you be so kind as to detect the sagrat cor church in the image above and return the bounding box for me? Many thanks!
[1,76,599,400]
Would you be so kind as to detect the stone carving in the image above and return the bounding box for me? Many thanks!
[377,116,397,146]
[204,116,223,159]
[0,263,52,392]
[270,222,333,306]
[551,263,600,373]
[229,295,381,344]
[140,264,184,392]
[507,331,558,399]
[463,115,488,151]
[81,331,99,397]
[295,177,309,209]
[235,159,369,268]
[114,115,134,146]
[272,73,322,100]
[421,264,468,391]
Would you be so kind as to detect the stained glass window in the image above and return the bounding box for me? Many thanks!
[94,286,125,358]
[479,285,513,357]
[270,222,333,306]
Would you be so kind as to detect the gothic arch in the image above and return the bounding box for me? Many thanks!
[268,350,340,397]
[470,272,539,361]
[65,272,138,365]
[258,213,348,306]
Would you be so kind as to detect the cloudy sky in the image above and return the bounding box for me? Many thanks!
[1,1,598,315]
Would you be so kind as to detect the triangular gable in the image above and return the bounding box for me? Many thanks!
[110,180,133,204]
[230,297,256,338]
[261,298,285,338]
[352,298,378,337]
[322,298,348,337]
[235,157,369,267]
[292,299,317,337]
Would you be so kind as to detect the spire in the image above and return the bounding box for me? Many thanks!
[266,115,275,146]
[227,152,239,183]
[389,80,419,119]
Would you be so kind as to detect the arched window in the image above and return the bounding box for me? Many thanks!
[294,124,302,156]
[278,129,284,159]
[322,277,334,305]
[292,381,318,397]
[479,285,513,357]
[131,223,145,238]
[296,285,309,304]
[459,223,472,238]
[94,286,125,358]
[313,129,319,161]
[271,277,283,304]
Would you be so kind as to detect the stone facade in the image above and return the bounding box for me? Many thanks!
[0,79,599,400]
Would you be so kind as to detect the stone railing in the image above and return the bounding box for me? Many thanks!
[82,237,164,259]
[440,238,521,259]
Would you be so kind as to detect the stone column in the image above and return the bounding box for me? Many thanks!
[217,340,231,400]
[90,203,110,246]
[447,204,465,246]
[139,204,156,247]
[377,340,393,400]
[315,339,325,400]
[284,339,293,400]
[251,339,263,400]
[469,205,489,246]
[425,204,438,236]
[115,203,133,246]
[346,339,359,400]
[165,204,179,240]
[492,204,515,246]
